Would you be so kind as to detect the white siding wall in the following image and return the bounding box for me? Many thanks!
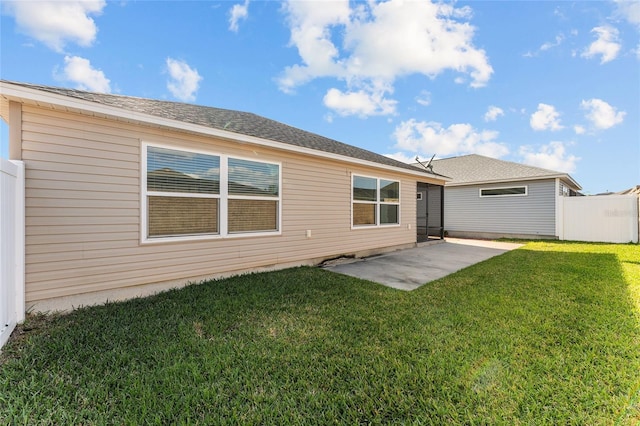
[444,180,557,237]
[20,105,431,307]
[560,195,639,243]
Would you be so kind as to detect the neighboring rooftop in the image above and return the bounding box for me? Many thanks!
[428,154,581,189]
[1,80,443,177]
[615,185,640,196]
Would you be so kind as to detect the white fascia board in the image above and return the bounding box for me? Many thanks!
[0,81,447,183]
[561,175,582,191]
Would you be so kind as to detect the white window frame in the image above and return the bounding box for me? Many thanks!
[479,185,528,198]
[351,174,401,229]
[141,142,281,243]
[226,156,282,236]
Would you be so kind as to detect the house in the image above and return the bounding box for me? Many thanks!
[426,154,582,240]
[0,80,447,314]
[616,185,640,196]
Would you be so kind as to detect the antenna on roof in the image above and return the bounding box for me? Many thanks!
[415,154,436,172]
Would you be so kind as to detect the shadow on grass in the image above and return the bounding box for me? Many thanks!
[414,248,640,422]
[1,245,639,424]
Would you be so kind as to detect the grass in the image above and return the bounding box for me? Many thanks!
[1,241,639,425]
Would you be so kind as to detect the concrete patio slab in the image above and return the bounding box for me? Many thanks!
[323,238,523,291]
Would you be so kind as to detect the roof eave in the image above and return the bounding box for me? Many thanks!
[445,174,581,189]
[0,81,448,182]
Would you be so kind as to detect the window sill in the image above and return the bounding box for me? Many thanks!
[351,224,401,230]
[141,230,281,245]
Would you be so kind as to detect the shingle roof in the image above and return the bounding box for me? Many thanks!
[430,154,581,189]
[617,185,640,196]
[2,80,443,177]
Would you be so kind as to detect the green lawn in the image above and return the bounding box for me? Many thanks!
[1,241,639,424]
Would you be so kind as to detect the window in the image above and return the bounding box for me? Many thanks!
[479,186,527,197]
[352,175,400,227]
[559,183,576,197]
[228,158,279,233]
[143,143,280,241]
[146,145,220,237]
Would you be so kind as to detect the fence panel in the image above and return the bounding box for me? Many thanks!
[0,159,24,350]
[560,195,639,244]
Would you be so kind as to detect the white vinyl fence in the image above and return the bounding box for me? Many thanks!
[558,195,639,244]
[1,158,24,350]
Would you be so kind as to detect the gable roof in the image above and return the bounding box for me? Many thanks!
[616,185,640,196]
[0,80,446,180]
[430,154,581,190]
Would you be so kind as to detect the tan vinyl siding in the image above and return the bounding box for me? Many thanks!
[20,105,429,303]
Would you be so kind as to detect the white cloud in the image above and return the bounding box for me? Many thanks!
[540,34,565,52]
[553,6,567,19]
[393,119,509,158]
[59,55,110,93]
[415,91,431,107]
[384,152,418,164]
[3,0,105,52]
[166,58,202,102]
[574,125,586,135]
[484,106,504,122]
[278,0,350,92]
[229,0,249,32]
[342,1,492,86]
[520,141,579,173]
[323,87,397,117]
[581,26,621,64]
[279,0,492,117]
[614,0,640,29]
[530,103,563,131]
[580,98,626,129]
[523,33,566,58]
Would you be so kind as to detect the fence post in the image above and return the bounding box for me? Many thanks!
[0,159,25,350]
[13,160,25,323]
[555,179,564,240]
[636,195,639,244]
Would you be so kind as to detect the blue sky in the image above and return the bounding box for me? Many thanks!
[1,0,638,194]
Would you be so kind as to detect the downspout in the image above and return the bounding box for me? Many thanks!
[440,184,445,239]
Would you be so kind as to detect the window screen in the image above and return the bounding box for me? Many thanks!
[228,158,280,233]
[228,158,279,197]
[353,176,377,201]
[146,146,220,238]
[228,199,278,233]
[148,196,218,237]
[147,146,220,194]
[353,203,376,226]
